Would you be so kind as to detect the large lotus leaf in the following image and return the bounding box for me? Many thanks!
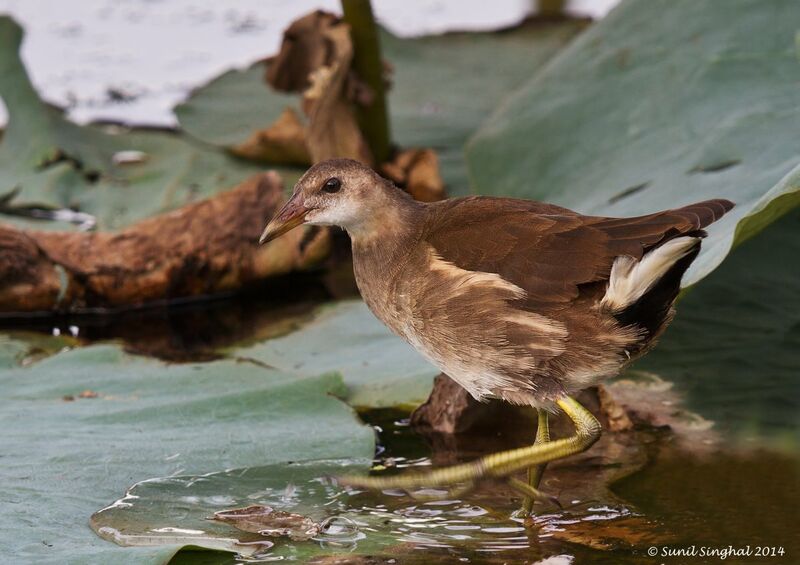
[234,300,439,408]
[0,16,293,232]
[634,207,800,444]
[386,22,588,194]
[175,21,586,195]
[467,0,800,284]
[174,62,300,148]
[0,342,374,564]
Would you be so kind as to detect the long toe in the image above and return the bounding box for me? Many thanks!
[507,477,561,510]
[337,456,492,493]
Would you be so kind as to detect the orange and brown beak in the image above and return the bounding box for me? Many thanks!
[259,192,310,244]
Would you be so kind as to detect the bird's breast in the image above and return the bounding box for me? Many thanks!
[351,247,410,339]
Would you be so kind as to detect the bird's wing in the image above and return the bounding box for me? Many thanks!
[422,196,733,307]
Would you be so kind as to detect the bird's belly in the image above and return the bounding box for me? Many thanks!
[400,324,504,401]
[358,287,497,399]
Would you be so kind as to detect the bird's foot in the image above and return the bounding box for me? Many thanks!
[337,460,487,498]
[337,467,559,509]
[339,397,598,514]
[506,477,561,510]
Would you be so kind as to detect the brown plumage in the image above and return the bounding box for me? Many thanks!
[261,159,734,409]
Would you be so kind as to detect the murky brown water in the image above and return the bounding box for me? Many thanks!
[0,275,332,361]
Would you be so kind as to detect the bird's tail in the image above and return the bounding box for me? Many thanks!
[602,198,734,342]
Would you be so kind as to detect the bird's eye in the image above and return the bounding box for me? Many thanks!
[322,177,341,193]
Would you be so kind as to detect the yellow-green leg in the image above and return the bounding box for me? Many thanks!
[339,396,601,498]
[521,409,551,512]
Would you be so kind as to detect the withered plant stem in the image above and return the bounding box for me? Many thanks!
[341,0,391,164]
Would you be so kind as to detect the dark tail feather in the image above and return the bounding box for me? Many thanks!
[673,199,735,230]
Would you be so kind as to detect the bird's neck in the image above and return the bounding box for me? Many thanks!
[346,187,424,250]
[348,189,424,314]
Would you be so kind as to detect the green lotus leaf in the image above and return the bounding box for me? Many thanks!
[234,300,439,408]
[466,0,800,284]
[0,344,373,563]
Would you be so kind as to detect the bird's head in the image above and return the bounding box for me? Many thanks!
[259,158,388,244]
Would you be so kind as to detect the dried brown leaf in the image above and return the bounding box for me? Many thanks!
[252,10,374,166]
[381,148,445,202]
[302,22,373,165]
[596,383,634,432]
[539,514,676,550]
[265,11,340,93]
[0,173,330,313]
[230,107,311,166]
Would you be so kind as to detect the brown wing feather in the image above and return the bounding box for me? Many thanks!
[423,197,734,309]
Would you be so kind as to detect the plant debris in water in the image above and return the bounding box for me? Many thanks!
[211,504,321,541]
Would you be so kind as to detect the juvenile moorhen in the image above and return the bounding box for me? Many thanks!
[260,159,733,510]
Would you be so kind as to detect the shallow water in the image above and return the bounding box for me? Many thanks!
[0,275,331,362]
[89,408,799,564]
